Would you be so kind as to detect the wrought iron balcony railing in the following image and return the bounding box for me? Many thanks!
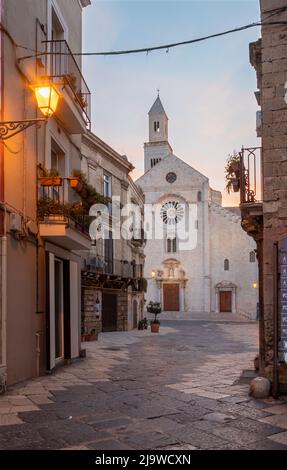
[43,39,91,129]
[38,178,91,236]
[82,255,143,279]
[239,146,263,204]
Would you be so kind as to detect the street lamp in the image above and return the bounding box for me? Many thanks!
[151,271,156,278]
[0,82,61,141]
[32,83,60,118]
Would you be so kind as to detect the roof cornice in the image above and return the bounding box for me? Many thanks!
[83,132,134,173]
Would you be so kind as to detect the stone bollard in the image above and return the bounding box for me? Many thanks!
[249,376,271,398]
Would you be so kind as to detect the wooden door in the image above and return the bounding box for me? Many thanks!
[163,284,180,311]
[220,291,232,312]
[102,293,117,332]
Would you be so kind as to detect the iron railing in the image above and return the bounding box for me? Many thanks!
[82,255,143,278]
[43,39,91,129]
[38,178,90,235]
[239,146,262,204]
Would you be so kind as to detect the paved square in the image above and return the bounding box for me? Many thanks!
[0,318,287,450]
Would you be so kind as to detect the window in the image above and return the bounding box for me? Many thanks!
[104,231,113,274]
[167,237,177,253]
[250,251,256,263]
[151,158,162,169]
[166,172,177,184]
[154,121,160,133]
[197,191,202,202]
[103,174,112,198]
[224,259,229,271]
[52,8,65,40]
[51,139,65,176]
[160,201,184,225]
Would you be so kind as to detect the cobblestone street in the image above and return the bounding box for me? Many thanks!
[1,318,287,450]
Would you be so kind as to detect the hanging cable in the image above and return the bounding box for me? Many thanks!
[1,11,287,62]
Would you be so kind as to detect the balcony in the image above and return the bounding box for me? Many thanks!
[43,40,91,134]
[239,146,263,240]
[82,255,146,291]
[38,179,91,251]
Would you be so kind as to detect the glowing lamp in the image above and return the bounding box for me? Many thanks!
[32,83,60,117]
[151,271,156,278]
[253,282,258,289]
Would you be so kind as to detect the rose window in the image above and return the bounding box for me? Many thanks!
[160,201,184,225]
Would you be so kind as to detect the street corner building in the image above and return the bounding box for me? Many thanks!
[0,0,146,390]
[136,95,259,318]
[238,0,287,393]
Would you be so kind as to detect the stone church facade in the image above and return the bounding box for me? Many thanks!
[136,96,258,318]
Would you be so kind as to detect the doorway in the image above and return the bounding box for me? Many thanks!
[220,291,232,312]
[163,283,180,311]
[133,300,138,329]
[54,259,64,362]
[102,293,117,332]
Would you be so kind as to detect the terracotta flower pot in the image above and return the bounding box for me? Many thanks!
[69,177,80,189]
[151,323,160,333]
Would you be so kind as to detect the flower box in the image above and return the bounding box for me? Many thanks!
[39,176,63,187]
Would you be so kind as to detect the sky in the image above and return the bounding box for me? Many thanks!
[82,0,261,206]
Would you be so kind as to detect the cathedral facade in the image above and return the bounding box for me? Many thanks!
[136,96,258,318]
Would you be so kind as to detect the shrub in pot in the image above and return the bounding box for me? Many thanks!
[146,301,161,333]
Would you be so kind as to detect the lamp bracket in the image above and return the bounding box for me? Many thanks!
[0,119,47,141]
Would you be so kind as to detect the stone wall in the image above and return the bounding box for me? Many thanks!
[82,288,102,336]
[117,291,129,331]
[260,0,287,385]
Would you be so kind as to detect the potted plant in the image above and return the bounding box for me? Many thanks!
[138,317,148,330]
[225,153,241,193]
[68,176,80,189]
[147,301,161,333]
[76,91,88,109]
[81,327,86,342]
[85,328,98,342]
[39,167,62,187]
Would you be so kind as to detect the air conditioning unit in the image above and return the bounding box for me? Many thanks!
[10,213,22,232]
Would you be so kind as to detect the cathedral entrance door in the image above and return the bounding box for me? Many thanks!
[163,283,180,311]
[220,291,232,312]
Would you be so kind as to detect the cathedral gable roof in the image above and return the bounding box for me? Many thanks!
[136,153,208,187]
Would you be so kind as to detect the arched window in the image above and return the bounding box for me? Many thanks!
[224,259,229,271]
[250,251,256,263]
[154,121,160,132]
[197,191,202,202]
[167,237,177,253]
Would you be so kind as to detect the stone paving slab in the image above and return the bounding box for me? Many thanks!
[0,320,287,450]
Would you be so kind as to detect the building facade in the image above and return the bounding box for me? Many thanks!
[240,0,287,392]
[0,0,91,388]
[137,96,258,317]
[81,132,146,336]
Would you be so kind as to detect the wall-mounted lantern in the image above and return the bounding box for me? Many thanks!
[0,82,61,141]
[32,83,61,118]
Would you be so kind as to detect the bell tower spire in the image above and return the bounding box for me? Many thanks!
[148,92,168,143]
[144,94,172,173]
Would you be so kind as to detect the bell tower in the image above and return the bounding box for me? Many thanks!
[144,93,172,172]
